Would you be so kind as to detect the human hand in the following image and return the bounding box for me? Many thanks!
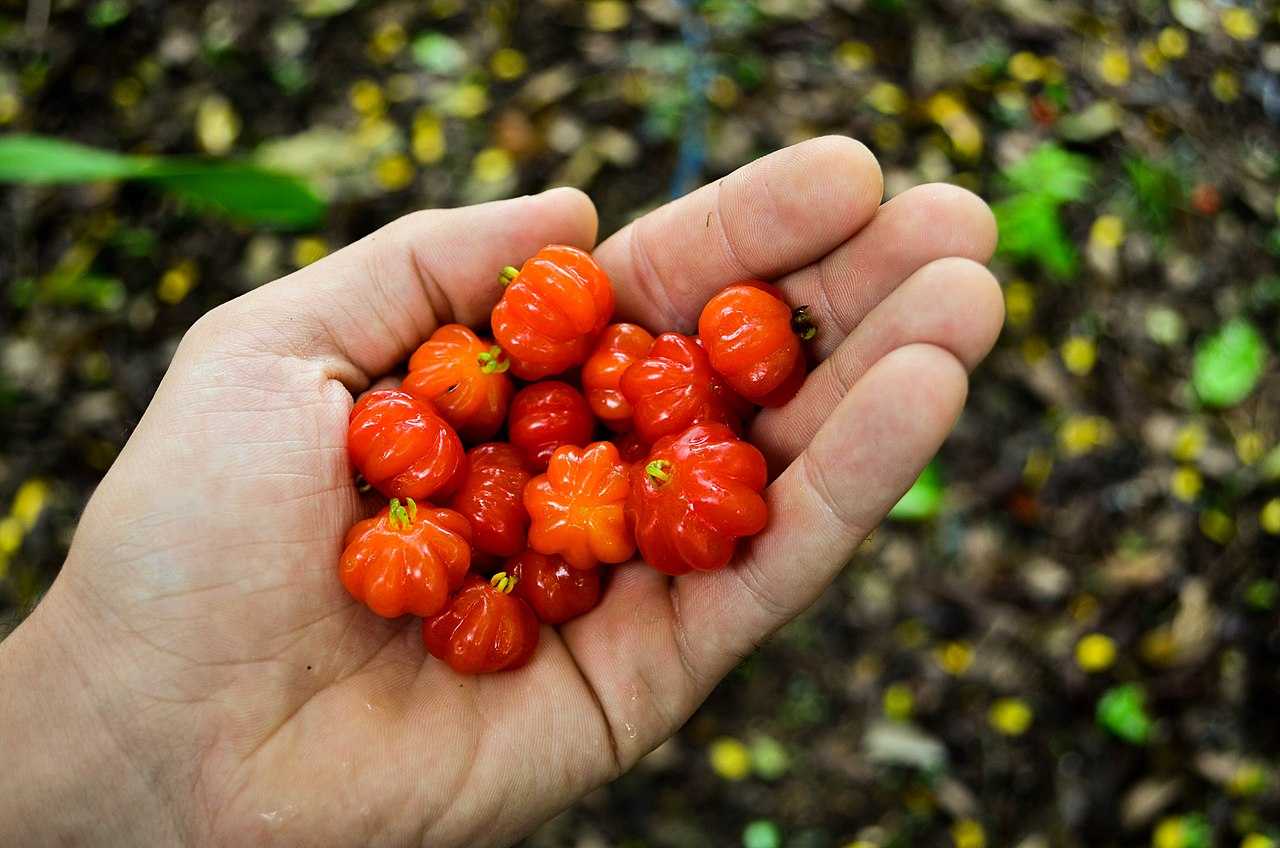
[0,137,1001,847]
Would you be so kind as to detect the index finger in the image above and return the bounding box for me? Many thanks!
[676,343,969,684]
[593,136,884,332]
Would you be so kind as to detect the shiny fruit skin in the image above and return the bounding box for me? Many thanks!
[491,244,614,380]
[524,441,634,571]
[697,280,807,407]
[613,431,650,465]
[507,550,601,624]
[340,499,472,618]
[449,443,532,559]
[581,323,655,431]
[423,574,540,674]
[508,381,595,471]
[619,333,749,444]
[402,324,513,442]
[628,422,768,575]
[347,389,465,500]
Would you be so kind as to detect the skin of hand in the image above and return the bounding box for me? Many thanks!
[0,137,1002,847]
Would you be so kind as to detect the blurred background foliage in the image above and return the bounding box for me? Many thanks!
[2,0,1280,846]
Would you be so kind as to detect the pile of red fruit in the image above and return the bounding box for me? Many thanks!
[341,244,815,674]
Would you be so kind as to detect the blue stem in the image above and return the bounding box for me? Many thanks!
[671,0,712,199]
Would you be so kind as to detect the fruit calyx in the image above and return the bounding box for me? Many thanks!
[645,459,673,485]
[388,497,418,531]
[490,571,517,594]
[477,345,510,374]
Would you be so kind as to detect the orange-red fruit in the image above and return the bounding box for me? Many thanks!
[402,324,513,442]
[449,443,532,559]
[582,323,655,431]
[508,550,602,624]
[524,441,634,571]
[697,280,808,407]
[619,333,750,444]
[628,423,768,575]
[347,389,465,500]
[508,381,595,471]
[339,500,472,618]
[423,574,540,674]
[490,245,614,380]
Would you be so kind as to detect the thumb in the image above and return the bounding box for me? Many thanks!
[197,188,598,385]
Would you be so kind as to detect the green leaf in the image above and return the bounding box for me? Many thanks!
[742,820,781,848]
[993,144,1093,279]
[87,0,130,27]
[994,194,1078,279]
[0,135,325,230]
[1001,143,1094,204]
[411,32,468,75]
[1244,579,1279,611]
[748,735,790,780]
[1262,444,1280,481]
[144,161,325,229]
[1096,684,1152,744]
[109,226,157,258]
[41,273,126,312]
[293,0,358,17]
[8,277,37,309]
[1192,319,1268,408]
[1125,156,1185,233]
[890,462,945,521]
[0,135,147,182]
[1169,815,1212,848]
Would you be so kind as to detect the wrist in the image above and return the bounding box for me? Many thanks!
[0,586,186,845]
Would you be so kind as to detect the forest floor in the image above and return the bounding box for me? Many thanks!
[3,1,1280,846]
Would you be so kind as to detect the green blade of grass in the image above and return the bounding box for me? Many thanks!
[0,134,325,230]
[0,134,150,182]
[142,161,325,230]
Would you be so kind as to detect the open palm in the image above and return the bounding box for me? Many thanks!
[13,138,1002,847]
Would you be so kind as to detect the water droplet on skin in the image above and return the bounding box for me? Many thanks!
[624,721,638,739]
[257,804,296,826]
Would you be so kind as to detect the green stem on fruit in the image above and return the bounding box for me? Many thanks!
[477,345,511,374]
[490,571,517,594]
[498,265,519,287]
[645,459,672,485]
[388,497,418,531]
[791,305,817,341]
